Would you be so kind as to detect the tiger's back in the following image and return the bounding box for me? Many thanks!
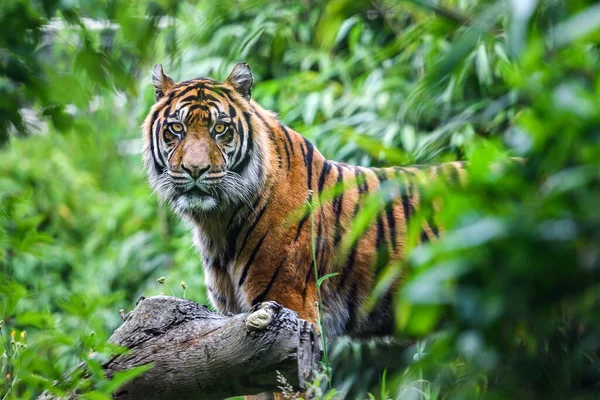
[142,62,465,338]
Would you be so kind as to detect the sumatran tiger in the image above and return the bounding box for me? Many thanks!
[142,63,464,394]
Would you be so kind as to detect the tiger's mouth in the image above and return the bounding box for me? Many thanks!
[185,186,211,197]
[165,172,249,214]
[173,186,219,213]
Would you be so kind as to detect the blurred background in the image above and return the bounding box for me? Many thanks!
[1,0,599,399]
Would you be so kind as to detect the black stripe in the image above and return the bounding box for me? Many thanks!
[336,239,358,290]
[422,215,440,243]
[231,117,245,167]
[344,281,359,333]
[204,93,219,102]
[204,84,231,96]
[251,257,286,305]
[226,203,245,232]
[205,101,220,112]
[355,167,368,194]
[375,215,389,275]
[332,164,345,248]
[315,219,324,266]
[186,114,199,127]
[448,163,461,185]
[376,215,385,250]
[316,160,330,269]
[253,110,276,142]
[262,122,283,170]
[296,142,312,236]
[166,85,197,102]
[401,190,412,222]
[374,168,389,189]
[231,112,254,173]
[149,110,165,172]
[238,232,268,286]
[184,104,201,115]
[175,79,196,87]
[280,130,291,170]
[163,135,174,146]
[236,199,269,259]
[228,104,237,118]
[167,110,181,120]
[385,202,397,252]
[317,161,332,195]
[243,111,255,158]
[396,169,413,224]
[403,168,420,219]
[430,223,439,237]
[279,123,295,155]
[337,168,368,290]
[294,214,309,241]
[179,95,198,103]
[215,87,243,108]
[207,286,227,305]
[375,169,398,252]
[226,201,258,254]
[163,102,173,115]
[303,138,314,190]
[216,85,231,95]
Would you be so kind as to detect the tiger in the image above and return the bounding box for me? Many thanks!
[142,62,464,343]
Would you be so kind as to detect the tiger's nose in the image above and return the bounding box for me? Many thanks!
[181,164,210,179]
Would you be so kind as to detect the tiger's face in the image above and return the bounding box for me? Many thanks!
[142,63,263,216]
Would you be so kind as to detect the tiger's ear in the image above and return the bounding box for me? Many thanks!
[226,62,253,100]
[152,64,175,101]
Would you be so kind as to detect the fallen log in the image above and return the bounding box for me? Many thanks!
[40,296,321,400]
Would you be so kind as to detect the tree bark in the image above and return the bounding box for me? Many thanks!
[40,296,321,400]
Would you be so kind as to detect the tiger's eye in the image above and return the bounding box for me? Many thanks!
[171,123,184,133]
[214,123,226,134]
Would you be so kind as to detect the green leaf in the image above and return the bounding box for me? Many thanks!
[317,272,340,287]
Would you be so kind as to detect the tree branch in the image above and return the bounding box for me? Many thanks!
[40,296,321,400]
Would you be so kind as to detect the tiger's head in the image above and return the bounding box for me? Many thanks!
[142,63,267,217]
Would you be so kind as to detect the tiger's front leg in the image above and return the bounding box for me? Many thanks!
[242,295,318,400]
[241,253,321,400]
[242,292,318,400]
[242,247,321,332]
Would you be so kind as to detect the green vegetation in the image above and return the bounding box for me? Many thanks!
[1,0,599,399]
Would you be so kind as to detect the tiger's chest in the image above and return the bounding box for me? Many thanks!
[203,261,245,314]
[192,227,248,314]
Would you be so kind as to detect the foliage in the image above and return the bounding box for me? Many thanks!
[1,0,600,399]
